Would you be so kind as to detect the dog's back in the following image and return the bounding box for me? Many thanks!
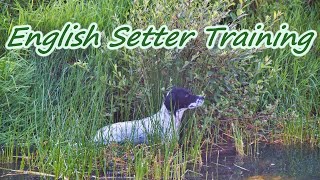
[94,107,173,144]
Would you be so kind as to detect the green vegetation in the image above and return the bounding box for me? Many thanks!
[0,0,319,179]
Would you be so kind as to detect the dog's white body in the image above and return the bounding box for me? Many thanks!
[94,87,204,145]
[94,104,188,144]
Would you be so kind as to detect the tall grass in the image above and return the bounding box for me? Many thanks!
[0,0,320,179]
[1,0,213,177]
[241,0,320,116]
[239,0,320,146]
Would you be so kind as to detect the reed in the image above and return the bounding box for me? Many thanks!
[0,0,319,179]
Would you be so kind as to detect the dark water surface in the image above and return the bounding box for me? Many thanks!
[1,144,320,179]
[185,144,320,180]
[0,162,42,180]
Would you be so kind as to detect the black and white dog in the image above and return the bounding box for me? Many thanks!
[94,87,204,145]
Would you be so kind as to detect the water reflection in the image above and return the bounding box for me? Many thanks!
[1,144,320,179]
[186,144,320,179]
[0,162,42,180]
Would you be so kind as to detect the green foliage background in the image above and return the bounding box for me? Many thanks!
[0,0,319,178]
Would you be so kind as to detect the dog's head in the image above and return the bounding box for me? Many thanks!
[164,87,204,114]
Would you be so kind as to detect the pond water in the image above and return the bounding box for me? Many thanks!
[0,161,43,180]
[1,144,320,179]
[185,144,320,179]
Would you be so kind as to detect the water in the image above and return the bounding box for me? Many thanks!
[0,162,42,180]
[185,144,320,179]
[1,144,320,179]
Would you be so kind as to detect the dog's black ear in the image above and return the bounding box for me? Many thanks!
[164,88,176,112]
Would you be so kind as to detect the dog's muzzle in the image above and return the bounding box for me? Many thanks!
[188,96,205,109]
